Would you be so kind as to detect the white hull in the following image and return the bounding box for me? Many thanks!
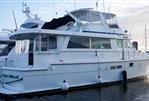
[0,59,149,95]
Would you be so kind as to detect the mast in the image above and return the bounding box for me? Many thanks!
[145,24,147,51]
[96,0,99,11]
[103,0,105,12]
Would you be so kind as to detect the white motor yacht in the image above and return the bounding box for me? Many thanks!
[0,7,149,95]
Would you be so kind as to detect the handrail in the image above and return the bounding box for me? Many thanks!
[1,78,23,84]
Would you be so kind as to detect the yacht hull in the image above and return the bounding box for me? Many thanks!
[0,59,149,95]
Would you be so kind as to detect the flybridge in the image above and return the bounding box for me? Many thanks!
[41,8,123,34]
[20,8,124,35]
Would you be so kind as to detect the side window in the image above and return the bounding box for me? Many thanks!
[48,36,57,49]
[127,41,133,48]
[36,35,40,51]
[41,35,48,51]
[36,35,57,51]
[91,38,111,49]
[117,40,123,48]
[124,40,134,48]
[67,36,90,48]
[0,44,8,56]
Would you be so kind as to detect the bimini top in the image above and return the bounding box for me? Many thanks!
[65,8,116,22]
[42,15,75,29]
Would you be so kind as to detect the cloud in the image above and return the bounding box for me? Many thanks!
[118,5,149,50]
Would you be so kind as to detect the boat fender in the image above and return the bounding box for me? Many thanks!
[97,76,103,82]
[122,70,127,82]
[122,70,127,88]
[61,80,69,90]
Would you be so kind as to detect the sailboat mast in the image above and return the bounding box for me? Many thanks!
[96,0,99,11]
[103,0,105,12]
[145,24,147,51]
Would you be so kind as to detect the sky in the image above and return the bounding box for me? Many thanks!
[0,0,149,50]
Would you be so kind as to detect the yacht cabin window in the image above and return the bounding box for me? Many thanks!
[0,44,8,56]
[117,39,134,48]
[67,36,111,49]
[91,38,111,49]
[41,35,48,51]
[36,36,40,51]
[16,40,29,54]
[36,35,57,51]
[48,36,57,49]
[124,40,134,48]
[67,36,90,48]
[117,40,123,48]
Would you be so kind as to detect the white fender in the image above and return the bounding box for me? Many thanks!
[61,80,69,90]
[97,76,103,82]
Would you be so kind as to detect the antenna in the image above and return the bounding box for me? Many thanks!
[22,2,40,20]
[145,24,147,51]
[12,10,18,31]
[22,2,32,19]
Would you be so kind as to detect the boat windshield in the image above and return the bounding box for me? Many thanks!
[0,41,15,56]
[67,8,116,23]
[21,23,38,29]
